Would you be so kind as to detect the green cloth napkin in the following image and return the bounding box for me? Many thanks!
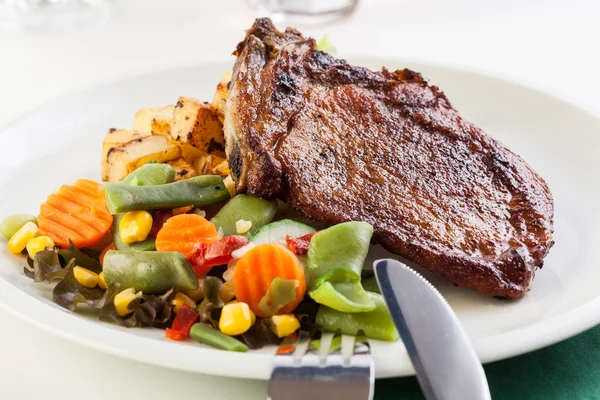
[375,325,600,399]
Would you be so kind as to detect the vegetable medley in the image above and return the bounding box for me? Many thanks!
[1,165,398,352]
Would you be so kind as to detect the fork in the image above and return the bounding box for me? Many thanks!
[268,329,374,400]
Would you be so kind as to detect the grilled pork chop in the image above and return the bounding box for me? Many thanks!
[224,18,554,298]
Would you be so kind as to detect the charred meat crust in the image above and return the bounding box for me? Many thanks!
[225,18,554,299]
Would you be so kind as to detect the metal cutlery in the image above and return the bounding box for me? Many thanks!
[374,258,491,400]
[268,329,374,400]
[268,258,490,400]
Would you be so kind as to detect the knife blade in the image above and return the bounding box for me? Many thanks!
[373,258,491,400]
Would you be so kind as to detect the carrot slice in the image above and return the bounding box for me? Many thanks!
[38,179,113,248]
[155,214,218,259]
[233,243,306,318]
[100,242,116,266]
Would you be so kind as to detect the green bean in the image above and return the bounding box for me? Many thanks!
[307,222,375,312]
[316,292,399,342]
[103,250,198,294]
[110,164,175,249]
[121,163,175,186]
[309,280,375,313]
[308,221,373,286]
[0,213,37,240]
[189,323,248,352]
[104,175,230,214]
[211,194,277,237]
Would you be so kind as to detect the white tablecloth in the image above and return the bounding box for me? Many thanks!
[1,0,598,398]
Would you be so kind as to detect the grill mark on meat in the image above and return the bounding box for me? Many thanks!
[224,18,554,299]
[229,143,244,182]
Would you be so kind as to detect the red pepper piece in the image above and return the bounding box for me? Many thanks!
[286,231,318,255]
[165,328,187,341]
[189,235,249,277]
[165,304,199,341]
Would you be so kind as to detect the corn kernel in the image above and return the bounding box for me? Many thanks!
[114,288,141,317]
[183,279,205,302]
[25,236,55,258]
[119,211,153,244]
[73,266,99,288]
[98,271,107,289]
[270,314,301,338]
[235,219,252,234]
[8,222,38,254]
[219,302,255,336]
[171,292,197,314]
[219,281,236,303]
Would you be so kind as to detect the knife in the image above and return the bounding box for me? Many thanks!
[373,259,491,400]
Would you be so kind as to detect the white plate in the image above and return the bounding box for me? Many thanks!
[0,59,599,380]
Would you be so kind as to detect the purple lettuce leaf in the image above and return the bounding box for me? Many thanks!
[99,283,174,328]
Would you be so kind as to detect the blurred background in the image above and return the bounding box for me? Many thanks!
[0,0,598,399]
[0,0,599,129]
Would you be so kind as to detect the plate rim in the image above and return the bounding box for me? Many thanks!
[1,55,599,134]
[0,57,599,379]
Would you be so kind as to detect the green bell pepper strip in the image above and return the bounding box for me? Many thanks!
[211,194,277,237]
[189,323,248,352]
[0,213,37,240]
[307,221,376,312]
[257,278,299,318]
[120,163,176,186]
[102,250,198,295]
[316,291,399,342]
[104,175,230,214]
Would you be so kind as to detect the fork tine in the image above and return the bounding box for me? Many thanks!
[321,329,343,366]
[298,329,322,366]
[269,328,374,400]
[328,329,343,355]
[298,328,321,350]
[351,329,371,357]
[348,330,375,400]
[307,330,322,354]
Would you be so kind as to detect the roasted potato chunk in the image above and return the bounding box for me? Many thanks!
[133,105,174,135]
[170,96,226,157]
[151,106,174,136]
[212,160,230,176]
[102,129,151,181]
[193,154,228,176]
[167,158,198,181]
[105,135,182,182]
[211,71,231,124]
[179,142,203,163]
